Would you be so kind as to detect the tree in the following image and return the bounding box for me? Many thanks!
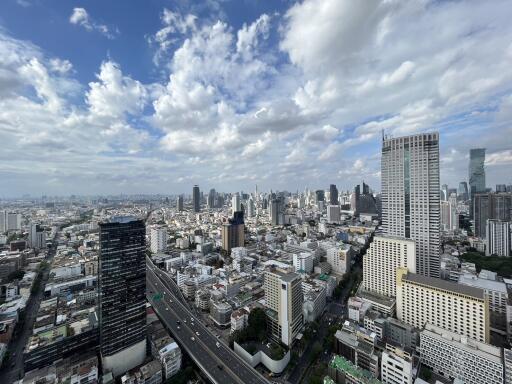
[247,307,267,341]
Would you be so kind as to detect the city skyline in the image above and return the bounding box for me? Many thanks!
[1,0,512,196]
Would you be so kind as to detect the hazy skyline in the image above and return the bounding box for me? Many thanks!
[0,0,511,196]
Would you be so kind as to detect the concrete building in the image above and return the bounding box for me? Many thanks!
[326,244,353,276]
[486,219,511,256]
[209,300,232,328]
[380,344,414,384]
[231,308,248,334]
[150,227,167,254]
[419,323,503,384]
[396,267,490,343]
[293,252,313,274]
[326,354,382,384]
[303,285,326,323]
[362,236,416,298]
[328,205,341,224]
[0,211,21,232]
[221,211,244,254]
[264,268,303,347]
[381,133,440,278]
[459,274,508,333]
[474,192,512,239]
[192,185,200,213]
[176,195,183,211]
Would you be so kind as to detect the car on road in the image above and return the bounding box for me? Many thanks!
[217,364,223,370]
[216,342,220,348]
[177,326,180,330]
[191,337,195,341]
[196,331,200,336]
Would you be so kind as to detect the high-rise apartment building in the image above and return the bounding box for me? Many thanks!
[221,211,244,253]
[441,194,458,232]
[28,222,46,249]
[327,205,341,224]
[396,267,489,343]
[486,219,511,257]
[362,235,416,298]
[176,195,183,211]
[474,192,512,239]
[0,211,21,232]
[192,185,200,213]
[150,226,168,253]
[329,184,338,205]
[381,132,440,277]
[469,148,486,198]
[264,268,303,347]
[99,217,146,376]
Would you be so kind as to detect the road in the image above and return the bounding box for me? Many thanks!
[0,238,57,384]
[147,262,270,384]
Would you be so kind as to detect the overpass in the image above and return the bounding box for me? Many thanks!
[146,262,270,384]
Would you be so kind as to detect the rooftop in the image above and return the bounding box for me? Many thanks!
[329,355,382,383]
[404,272,485,299]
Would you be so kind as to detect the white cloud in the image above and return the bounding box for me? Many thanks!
[86,61,147,118]
[69,7,118,39]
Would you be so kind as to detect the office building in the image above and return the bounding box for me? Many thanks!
[28,222,46,249]
[381,132,440,278]
[458,181,469,201]
[474,192,512,239]
[232,193,241,215]
[221,211,244,254]
[315,190,325,203]
[497,184,508,193]
[330,184,339,205]
[442,184,449,201]
[176,195,184,211]
[441,194,458,232]
[192,185,200,212]
[264,268,303,347]
[419,323,503,384]
[362,235,416,298]
[396,267,489,343]
[327,205,341,224]
[99,217,146,377]
[469,148,486,198]
[269,195,284,225]
[486,220,511,256]
[150,227,168,254]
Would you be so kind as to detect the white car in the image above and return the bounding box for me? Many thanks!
[191,337,195,341]
[216,342,220,348]
[196,331,200,336]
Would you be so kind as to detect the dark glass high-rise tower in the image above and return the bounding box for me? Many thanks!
[469,148,486,198]
[329,184,338,205]
[99,217,146,376]
[192,185,200,212]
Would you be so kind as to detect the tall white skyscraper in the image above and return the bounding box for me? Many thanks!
[381,132,441,277]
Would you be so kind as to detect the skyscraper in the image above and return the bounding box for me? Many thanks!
[264,268,303,347]
[232,193,241,215]
[192,185,200,213]
[329,184,338,205]
[176,195,184,211]
[458,181,469,201]
[99,217,146,376]
[473,192,512,239]
[381,132,440,278]
[221,210,245,253]
[469,148,486,198]
[441,184,449,201]
[207,188,216,208]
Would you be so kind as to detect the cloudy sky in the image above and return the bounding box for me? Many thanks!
[0,0,511,197]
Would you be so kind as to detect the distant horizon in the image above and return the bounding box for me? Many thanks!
[1,0,511,196]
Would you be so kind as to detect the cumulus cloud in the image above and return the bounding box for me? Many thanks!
[69,7,119,39]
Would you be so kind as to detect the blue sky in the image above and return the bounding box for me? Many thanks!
[0,0,511,196]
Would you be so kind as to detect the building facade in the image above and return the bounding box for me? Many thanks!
[99,217,147,376]
[486,219,511,257]
[381,133,440,278]
[264,268,303,347]
[396,267,490,343]
[362,235,416,298]
[419,323,503,384]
